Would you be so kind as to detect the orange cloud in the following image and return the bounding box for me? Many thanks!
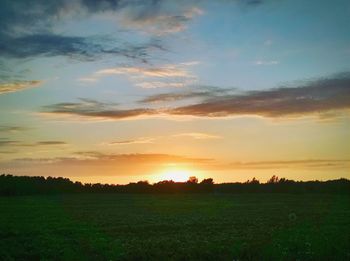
[0,81,42,95]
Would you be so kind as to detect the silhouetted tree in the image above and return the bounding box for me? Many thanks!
[199,178,214,192]
[200,178,214,185]
[267,175,279,184]
[187,176,198,184]
[245,177,260,184]
[1,174,349,195]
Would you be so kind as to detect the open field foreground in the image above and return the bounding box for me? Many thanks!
[1,193,349,260]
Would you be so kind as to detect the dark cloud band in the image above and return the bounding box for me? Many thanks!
[42,72,350,120]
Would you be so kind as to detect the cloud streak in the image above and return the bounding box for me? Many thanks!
[107,138,154,145]
[117,6,204,35]
[139,86,234,103]
[92,62,198,88]
[225,159,350,170]
[42,98,158,120]
[0,126,28,133]
[0,80,42,95]
[0,34,163,64]
[169,72,350,118]
[96,65,191,78]
[42,72,350,120]
[173,132,221,140]
[2,152,349,180]
[0,139,67,148]
[254,60,279,65]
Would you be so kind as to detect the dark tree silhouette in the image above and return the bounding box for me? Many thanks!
[187,176,199,184]
[267,175,279,183]
[0,174,349,195]
[200,178,214,185]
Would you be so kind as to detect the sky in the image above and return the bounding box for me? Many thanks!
[0,0,349,184]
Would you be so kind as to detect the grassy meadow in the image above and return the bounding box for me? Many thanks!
[1,193,350,260]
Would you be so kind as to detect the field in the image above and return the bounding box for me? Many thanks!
[1,193,350,260]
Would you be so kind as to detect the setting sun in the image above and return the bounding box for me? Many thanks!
[158,168,191,182]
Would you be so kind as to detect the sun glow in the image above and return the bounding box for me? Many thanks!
[158,168,191,182]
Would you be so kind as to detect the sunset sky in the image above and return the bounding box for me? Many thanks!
[0,0,349,184]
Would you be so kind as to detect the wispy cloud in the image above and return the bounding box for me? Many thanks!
[0,0,209,68]
[107,138,155,145]
[77,77,98,84]
[225,159,350,170]
[2,152,349,179]
[263,39,273,46]
[92,62,198,88]
[0,126,28,133]
[0,1,173,77]
[0,140,20,147]
[173,132,221,140]
[42,72,350,120]
[96,65,191,78]
[0,34,163,64]
[0,150,17,154]
[169,72,350,118]
[139,86,235,103]
[42,98,158,120]
[254,60,279,65]
[35,141,67,146]
[135,82,186,89]
[11,151,212,167]
[118,6,204,35]
[2,152,212,177]
[0,80,42,95]
[0,139,67,148]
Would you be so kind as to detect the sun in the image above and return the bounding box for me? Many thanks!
[158,168,190,182]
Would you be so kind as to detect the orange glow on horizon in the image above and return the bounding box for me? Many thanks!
[156,168,191,182]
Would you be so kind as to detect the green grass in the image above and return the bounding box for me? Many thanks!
[1,193,349,260]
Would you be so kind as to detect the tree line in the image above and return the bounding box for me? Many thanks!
[0,174,349,196]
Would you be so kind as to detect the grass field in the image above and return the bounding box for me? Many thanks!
[1,193,349,260]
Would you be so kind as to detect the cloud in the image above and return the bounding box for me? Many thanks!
[1,152,212,177]
[42,72,350,120]
[0,0,171,75]
[263,39,273,46]
[0,34,163,64]
[118,6,204,35]
[77,77,98,83]
[173,132,222,140]
[0,0,263,36]
[0,126,28,133]
[93,62,198,88]
[0,80,42,95]
[11,151,211,166]
[0,0,264,81]
[35,141,67,146]
[0,0,208,64]
[2,152,348,179]
[0,139,67,148]
[0,150,17,154]
[225,159,350,170]
[42,98,158,120]
[0,140,20,147]
[107,137,154,145]
[169,72,350,118]
[96,65,191,78]
[139,86,234,103]
[135,81,186,89]
[254,60,279,65]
